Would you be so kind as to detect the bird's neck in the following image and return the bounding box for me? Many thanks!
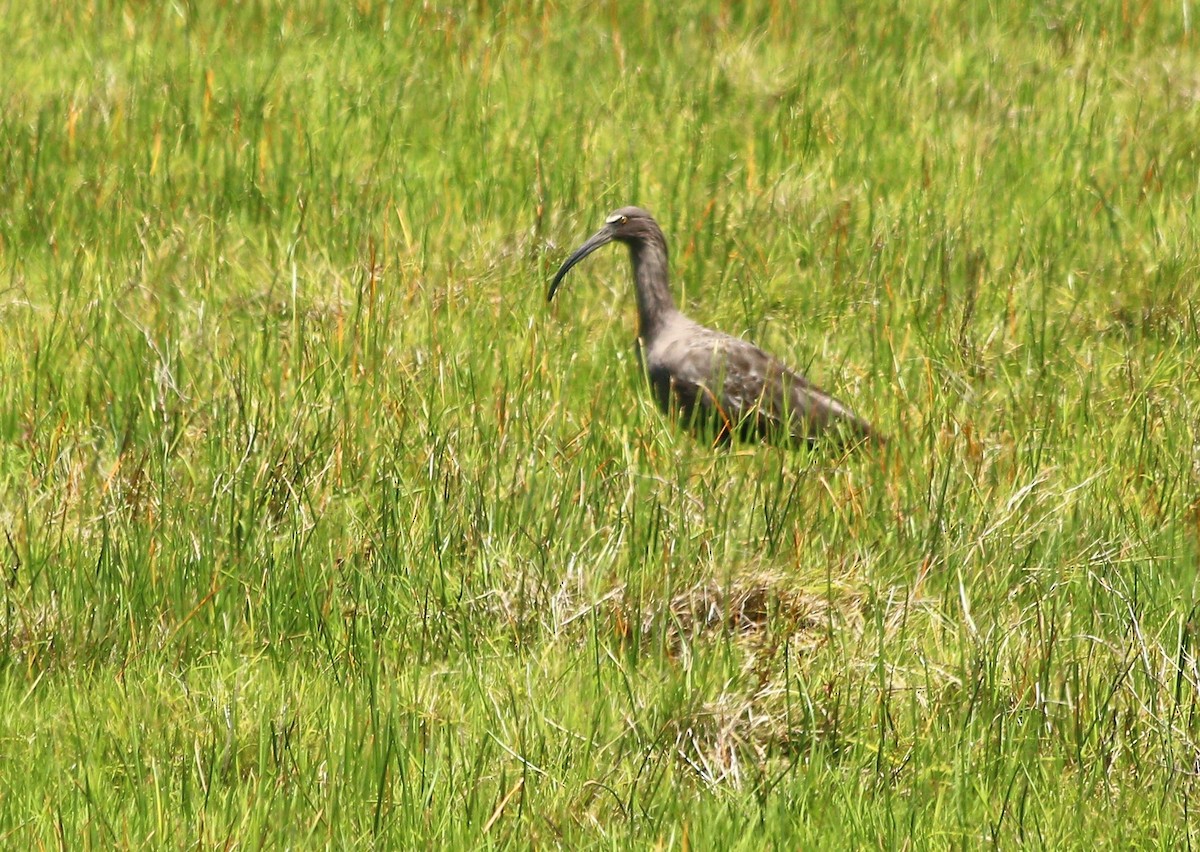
[630,238,677,340]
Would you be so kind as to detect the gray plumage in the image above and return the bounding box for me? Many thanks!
[548,206,883,449]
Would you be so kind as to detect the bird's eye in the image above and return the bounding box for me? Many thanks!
[618,215,628,225]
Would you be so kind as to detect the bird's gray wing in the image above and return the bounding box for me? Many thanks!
[661,331,876,445]
[654,331,780,441]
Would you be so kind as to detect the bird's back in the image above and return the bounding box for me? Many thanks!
[644,317,876,447]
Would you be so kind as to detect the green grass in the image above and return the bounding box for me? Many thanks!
[2,0,1199,846]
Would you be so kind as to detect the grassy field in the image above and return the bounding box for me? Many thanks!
[2,0,1199,846]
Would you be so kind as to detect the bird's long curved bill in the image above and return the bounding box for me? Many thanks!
[547,228,614,302]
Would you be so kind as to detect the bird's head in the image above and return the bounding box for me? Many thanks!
[547,207,658,302]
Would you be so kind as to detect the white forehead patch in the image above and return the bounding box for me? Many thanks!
[605,213,625,224]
